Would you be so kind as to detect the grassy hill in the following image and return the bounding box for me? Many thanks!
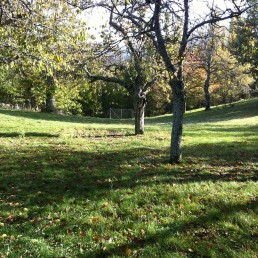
[0,99,257,257]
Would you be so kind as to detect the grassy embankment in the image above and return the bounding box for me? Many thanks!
[0,99,257,257]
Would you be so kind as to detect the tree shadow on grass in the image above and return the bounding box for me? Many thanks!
[0,109,134,126]
[0,140,257,256]
[0,139,257,203]
[0,132,59,138]
[0,132,135,138]
[184,140,258,163]
[88,199,258,257]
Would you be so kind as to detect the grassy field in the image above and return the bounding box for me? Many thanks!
[0,99,257,257]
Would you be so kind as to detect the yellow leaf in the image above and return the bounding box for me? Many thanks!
[91,217,99,223]
[0,234,7,239]
[140,229,145,235]
[126,248,132,256]
[80,230,85,237]
[103,202,109,207]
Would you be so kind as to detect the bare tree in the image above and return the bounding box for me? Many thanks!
[77,0,253,163]
[203,25,216,111]
[192,23,219,111]
[83,6,159,135]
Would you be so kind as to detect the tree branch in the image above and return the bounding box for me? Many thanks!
[84,67,124,85]
[187,4,252,38]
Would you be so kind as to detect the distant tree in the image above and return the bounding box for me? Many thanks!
[84,9,160,135]
[212,48,254,104]
[187,23,224,111]
[229,0,258,93]
[202,25,217,111]
[185,25,253,109]
[146,82,172,117]
[0,0,88,112]
[184,65,206,110]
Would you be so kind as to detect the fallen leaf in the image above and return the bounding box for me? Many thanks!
[93,236,101,241]
[91,217,99,223]
[6,216,14,222]
[252,233,258,238]
[79,230,85,237]
[0,234,7,239]
[103,202,109,207]
[140,229,145,235]
[126,248,132,256]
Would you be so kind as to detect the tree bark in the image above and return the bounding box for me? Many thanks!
[170,77,185,163]
[204,24,215,111]
[45,75,55,112]
[133,90,147,135]
[204,76,211,111]
[31,95,38,110]
[204,48,213,111]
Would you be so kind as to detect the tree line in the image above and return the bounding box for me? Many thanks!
[0,0,257,162]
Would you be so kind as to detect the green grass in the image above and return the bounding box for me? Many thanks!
[0,99,257,257]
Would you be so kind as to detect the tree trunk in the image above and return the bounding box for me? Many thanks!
[31,95,38,110]
[204,26,214,111]
[204,76,211,111]
[170,77,185,163]
[45,75,55,112]
[133,90,147,135]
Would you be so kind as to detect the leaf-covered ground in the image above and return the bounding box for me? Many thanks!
[0,99,257,257]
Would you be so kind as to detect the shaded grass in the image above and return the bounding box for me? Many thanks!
[0,98,257,257]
